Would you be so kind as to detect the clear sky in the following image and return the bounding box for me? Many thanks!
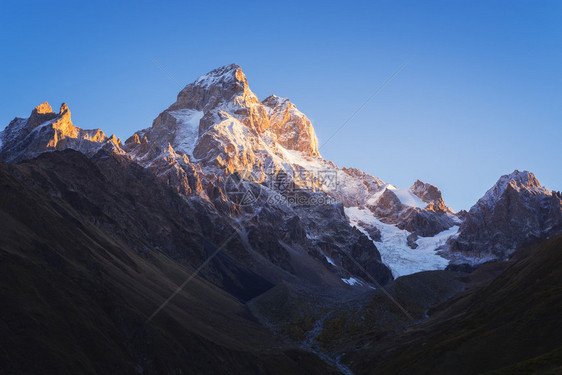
[1,0,560,211]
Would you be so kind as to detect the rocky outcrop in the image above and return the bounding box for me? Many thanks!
[396,207,457,237]
[0,102,123,163]
[366,185,457,237]
[449,170,562,259]
[367,188,404,222]
[407,233,419,249]
[262,95,319,156]
[410,179,452,213]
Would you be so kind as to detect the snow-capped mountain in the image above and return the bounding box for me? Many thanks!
[1,64,560,280]
[449,170,562,259]
[125,64,318,173]
[121,63,465,278]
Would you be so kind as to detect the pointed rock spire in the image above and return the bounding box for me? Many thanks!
[450,169,560,258]
[409,179,451,212]
[480,170,548,209]
[262,94,319,156]
[170,63,259,113]
[27,102,58,130]
[34,102,54,115]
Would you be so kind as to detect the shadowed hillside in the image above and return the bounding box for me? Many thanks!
[0,150,337,374]
[347,235,562,374]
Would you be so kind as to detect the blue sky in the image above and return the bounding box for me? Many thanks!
[1,0,560,211]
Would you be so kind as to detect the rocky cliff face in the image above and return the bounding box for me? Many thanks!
[125,64,318,173]
[262,94,319,156]
[410,179,452,213]
[449,170,562,259]
[364,181,458,237]
[0,102,124,163]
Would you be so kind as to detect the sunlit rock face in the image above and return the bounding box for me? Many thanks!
[125,64,320,182]
[449,170,562,259]
[410,179,452,213]
[262,95,319,157]
[26,102,57,130]
[0,102,124,163]
[359,179,458,237]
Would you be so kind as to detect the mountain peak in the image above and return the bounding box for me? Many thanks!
[0,101,119,163]
[129,64,320,175]
[495,169,543,193]
[33,102,54,115]
[478,170,548,210]
[503,170,541,189]
[410,180,442,203]
[27,102,58,130]
[170,63,258,114]
[452,169,561,258]
[409,179,452,213]
[193,63,244,88]
[59,102,70,115]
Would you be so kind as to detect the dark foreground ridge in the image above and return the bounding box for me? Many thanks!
[0,151,336,374]
[348,235,562,374]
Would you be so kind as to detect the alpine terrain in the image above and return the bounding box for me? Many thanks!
[1,64,561,374]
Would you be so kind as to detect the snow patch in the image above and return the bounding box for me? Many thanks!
[193,64,239,88]
[393,188,428,208]
[325,256,336,266]
[169,109,204,158]
[345,207,458,278]
[366,184,427,208]
[341,277,363,286]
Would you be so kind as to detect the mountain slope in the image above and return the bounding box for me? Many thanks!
[449,170,562,260]
[0,150,337,374]
[347,234,562,374]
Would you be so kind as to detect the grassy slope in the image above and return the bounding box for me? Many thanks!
[349,235,562,375]
[0,152,336,374]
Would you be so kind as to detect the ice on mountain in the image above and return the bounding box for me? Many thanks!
[169,109,204,158]
[341,277,363,286]
[345,207,458,278]
[392,188,428,208]
[325,256,336,266]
